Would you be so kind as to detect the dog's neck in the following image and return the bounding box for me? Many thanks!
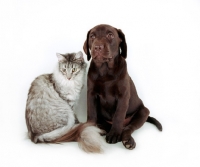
[92,55,120,77]
[93,59,114,69]
[98,63,109,76]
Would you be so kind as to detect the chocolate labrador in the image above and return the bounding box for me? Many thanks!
[83,24,162,149]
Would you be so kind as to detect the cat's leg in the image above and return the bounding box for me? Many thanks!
[34,124,77,143]
[34,111,76,143]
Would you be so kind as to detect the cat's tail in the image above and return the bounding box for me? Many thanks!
[53,122,105,153]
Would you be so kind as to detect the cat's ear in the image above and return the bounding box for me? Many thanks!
[56,53,65,62]
[75,51,84,61]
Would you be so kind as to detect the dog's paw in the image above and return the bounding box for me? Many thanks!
[122,136,136,150]
[106,130,122,144]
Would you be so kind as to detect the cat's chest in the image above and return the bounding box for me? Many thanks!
[60,81,83,101]
[54,71,84,108]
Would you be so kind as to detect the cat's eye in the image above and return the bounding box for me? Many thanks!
[62,68,66,72]
[72,68,77,72]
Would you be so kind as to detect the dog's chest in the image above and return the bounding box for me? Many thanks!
[94,81,117,108]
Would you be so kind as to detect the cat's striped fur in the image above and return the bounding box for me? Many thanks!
[25,51,104,153]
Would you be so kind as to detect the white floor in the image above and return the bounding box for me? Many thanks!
[1,0,200,167]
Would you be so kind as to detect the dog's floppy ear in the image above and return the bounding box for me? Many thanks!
[83,30,91,61]
[117,29,127,59]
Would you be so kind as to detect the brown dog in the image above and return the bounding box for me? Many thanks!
[83,24,162,149]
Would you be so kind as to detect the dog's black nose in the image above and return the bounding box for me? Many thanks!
[94,45,104,52]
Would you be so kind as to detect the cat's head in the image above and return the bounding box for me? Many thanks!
[56,51,86,80]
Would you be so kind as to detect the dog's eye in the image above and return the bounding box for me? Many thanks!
[90,34,95,39]
[107,33,114,39]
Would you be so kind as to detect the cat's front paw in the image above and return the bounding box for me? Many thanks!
[33,134,48,143]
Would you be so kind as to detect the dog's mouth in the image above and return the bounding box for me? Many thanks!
[93,55,113,62]
[91,50,112,62]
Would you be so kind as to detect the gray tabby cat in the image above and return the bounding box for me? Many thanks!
[25,51,104,153]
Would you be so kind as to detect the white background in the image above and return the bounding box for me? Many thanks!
[0,0,200,166]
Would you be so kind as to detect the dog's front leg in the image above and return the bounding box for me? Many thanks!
[87,78,97,123]
[87,93,97,123]
[106,92,130,144]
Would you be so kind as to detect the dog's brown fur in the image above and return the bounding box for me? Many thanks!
[83,24,162,149]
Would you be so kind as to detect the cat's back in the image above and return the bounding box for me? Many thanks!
[28,73,57,98]
[30,74,53,91]
[26,73,71,135]
[26,73,61,106]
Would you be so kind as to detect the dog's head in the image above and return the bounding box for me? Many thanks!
[83,24,127,63]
